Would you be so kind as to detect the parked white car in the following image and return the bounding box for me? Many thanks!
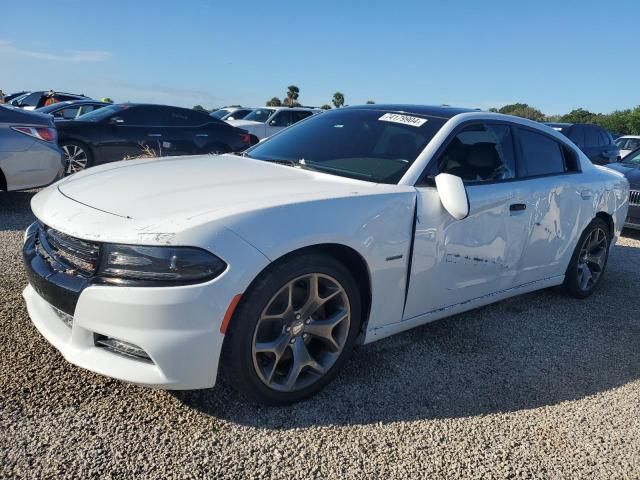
[227,106,321,140]
[23,105,628,405]
[210,106,255,121]
[615,135,640,158]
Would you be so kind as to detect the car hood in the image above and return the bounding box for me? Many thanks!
[54,154,383,222]
[605,162,640,188]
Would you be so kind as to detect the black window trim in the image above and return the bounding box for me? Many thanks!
[416,119,582,187]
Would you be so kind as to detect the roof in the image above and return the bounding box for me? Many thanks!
[343,104,476,119]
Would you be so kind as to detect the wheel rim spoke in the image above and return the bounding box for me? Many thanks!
[577,227,607,292]
[304,309,348,352]
[63,145,88,174]
[252,272,350,392]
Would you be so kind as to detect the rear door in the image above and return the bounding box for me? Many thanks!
[513,127,586,282]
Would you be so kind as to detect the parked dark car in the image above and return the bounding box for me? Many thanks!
[545,123,619,165]
[606,148,640,230]
[35,100,109,121]
[3,91,29,103]
[56,103,257,173]
[9,91,90,110]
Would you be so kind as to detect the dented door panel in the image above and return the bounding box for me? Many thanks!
[403,182,530,320]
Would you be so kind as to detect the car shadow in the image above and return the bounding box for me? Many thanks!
[0,190,37,231]
[175,242,640,428]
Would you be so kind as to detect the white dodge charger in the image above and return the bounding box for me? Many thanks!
[23,105,629,405]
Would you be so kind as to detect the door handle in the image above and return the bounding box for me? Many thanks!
[148,134,162,137]
[195,134,209,137]
[509,203,527,212]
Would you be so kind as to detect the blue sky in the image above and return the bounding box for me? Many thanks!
[1,0,637,114]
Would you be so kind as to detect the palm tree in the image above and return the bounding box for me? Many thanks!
[320,104,331,110]
[366,100,375,104]
[266,97,282,106]
[332,92,345,108]
[284,85,300,106]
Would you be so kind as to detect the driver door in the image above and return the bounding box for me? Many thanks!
[402,122,531,319]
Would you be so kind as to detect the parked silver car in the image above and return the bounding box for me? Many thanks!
[0,106,64,191]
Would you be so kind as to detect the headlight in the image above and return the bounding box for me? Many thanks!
[96,244,227,285]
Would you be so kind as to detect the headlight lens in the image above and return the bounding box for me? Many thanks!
[97,244,226,285]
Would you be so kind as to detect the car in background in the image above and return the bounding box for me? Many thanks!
[606,147,640,230]
[615,135,640,157]
[227,106,322,141]
[545,122,619,165]
[35,100,110,121]
[3,91,29,103]
[9,91,90,110]
[55,103,256,173]
[211,107,254,121]
[0,106,63,191]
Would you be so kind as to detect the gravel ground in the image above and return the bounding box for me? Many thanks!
[1,190,639,479]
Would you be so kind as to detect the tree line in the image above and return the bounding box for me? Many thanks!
[489,103,640,135]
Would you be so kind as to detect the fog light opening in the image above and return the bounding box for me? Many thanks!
[94,334,153,363]
[51,305,73,328]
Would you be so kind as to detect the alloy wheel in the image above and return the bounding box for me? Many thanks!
[62,145,88,174]
[576,227,608,292]
[251,273,351,392]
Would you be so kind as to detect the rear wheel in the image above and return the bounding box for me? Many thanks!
[563,218,611,298]
[223,253,361,405]
[204,143,230,155]
[61,141,92,174]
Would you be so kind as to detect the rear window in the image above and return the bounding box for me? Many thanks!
[246,109,447,184]
[519,129,566,176]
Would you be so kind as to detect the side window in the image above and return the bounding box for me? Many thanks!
[166,108,209,126]
[270,111,294,127]
[117,106,165,125]
[57,106,81,119]
[598,128,612,146]
[291,111,313,123]
[437,123,515,182]
[19,92,41,107]
[568,126,585,147]
[584,126,599,148]
[518,129,566,176]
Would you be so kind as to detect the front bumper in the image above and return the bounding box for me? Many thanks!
[21,223,260,390]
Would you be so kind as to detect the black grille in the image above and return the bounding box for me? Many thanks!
[42,226,100,276]
[630,190,640,207]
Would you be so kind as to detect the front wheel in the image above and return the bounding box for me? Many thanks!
[222,253,362,405]
[563,218,611,298]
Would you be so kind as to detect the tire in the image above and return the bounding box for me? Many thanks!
[222,253,362,405]
[61,141,93,175]
[563,218,612,299]
[204,143,230,155]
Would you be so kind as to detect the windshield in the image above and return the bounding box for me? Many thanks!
[243,108,275,123]
[210,109,229,119]
[76,104,126,122]
[621,149,640,165]
[245,108,447,184]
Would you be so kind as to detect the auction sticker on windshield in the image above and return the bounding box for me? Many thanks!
[378,113,428,127]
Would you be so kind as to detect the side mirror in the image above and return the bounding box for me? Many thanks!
[435,173,469,220]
